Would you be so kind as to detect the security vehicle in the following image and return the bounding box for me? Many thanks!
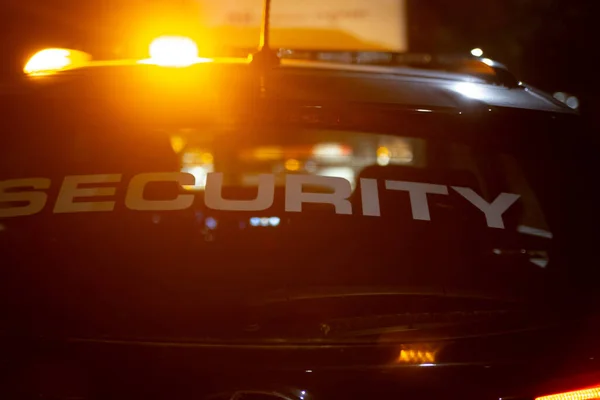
[0,2,598,399]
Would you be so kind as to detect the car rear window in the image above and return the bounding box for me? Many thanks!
[0,95,591,338]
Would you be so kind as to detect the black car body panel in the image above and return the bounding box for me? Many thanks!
[0,57,596,399]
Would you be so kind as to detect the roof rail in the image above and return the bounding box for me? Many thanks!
[210,46,520,88]
[277,49,520,88]
[280,49,520,88]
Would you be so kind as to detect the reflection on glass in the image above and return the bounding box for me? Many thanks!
[318,167,356,190]
[284,158,301,171]
[269,217,281,226]
[205,217,217,230]
[175,130,419,191]
[250,217,260,227]
[377,146,391,166]
[312,143,352,162]
[247,146,284,161]
[182,165,212,189]
[182,148,214,190]
[249,217,281,227]
[170,135,186,153]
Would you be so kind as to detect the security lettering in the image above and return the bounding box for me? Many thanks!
[285,174,353,215]
[0,172,520,229]
[126,172,195,211]
[384,181,449,221]
[205,173,275,211]
[0,178,51,218]
[54,174,121,213]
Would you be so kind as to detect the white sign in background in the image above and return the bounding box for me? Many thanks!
[198,0,408,51]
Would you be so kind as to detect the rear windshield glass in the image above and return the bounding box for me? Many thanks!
[0,96,591,339]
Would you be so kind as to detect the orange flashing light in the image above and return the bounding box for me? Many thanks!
[397,349,436,364]
[140,36,212,67]
[24,48,91,76]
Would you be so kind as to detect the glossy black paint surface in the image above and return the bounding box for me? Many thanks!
[1,57,596,400]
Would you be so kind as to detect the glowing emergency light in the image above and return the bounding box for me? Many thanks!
[143,36,209,67]
[23,48,91,76]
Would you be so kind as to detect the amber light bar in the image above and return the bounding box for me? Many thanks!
[536,387,600,400]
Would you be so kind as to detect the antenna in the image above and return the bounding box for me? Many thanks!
[250,0,280,67]
[259,0,272,50]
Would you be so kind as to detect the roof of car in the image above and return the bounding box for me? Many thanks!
[4,56,576,115]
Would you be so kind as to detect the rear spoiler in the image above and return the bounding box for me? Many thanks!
[219,47,521,88]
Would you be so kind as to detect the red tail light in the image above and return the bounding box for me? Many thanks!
[536,387,600,400]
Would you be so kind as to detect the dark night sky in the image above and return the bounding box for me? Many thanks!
[1,0,596,113]
[408,0,594,95]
